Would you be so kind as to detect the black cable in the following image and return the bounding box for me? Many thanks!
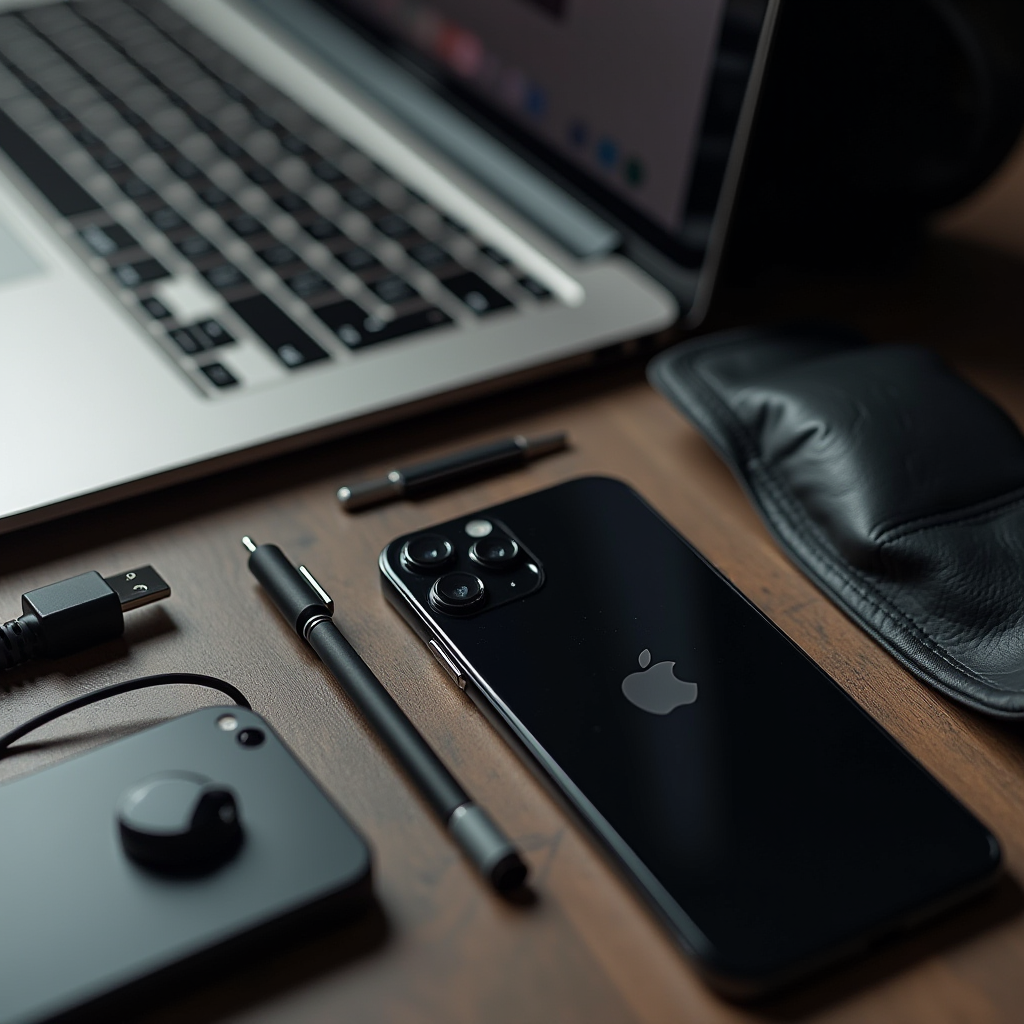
[0,673,250,759]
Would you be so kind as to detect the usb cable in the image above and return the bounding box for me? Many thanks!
[0,567,171,671]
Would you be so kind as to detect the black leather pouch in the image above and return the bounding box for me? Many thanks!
[648,327,1024,718]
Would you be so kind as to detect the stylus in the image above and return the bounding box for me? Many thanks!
[241,537,529,893]
[337,432,567,511]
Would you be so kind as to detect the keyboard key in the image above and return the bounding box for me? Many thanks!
[255,243,299,267]
[175,233,217,261]
[314,299,369,346]
[309,158,344,183]
[304,216,342,241]
[140,295,172,319]
[336,246,378,273]
[169,326,202,354]
[406,240,454,270]
[373,212,413,238]
[362,306,452,345]
[0,106,100,216]
[279,133,309,155]
[316,299,451,348]
[273,191,310,215]
[118,175,156,200]
[225,212,265,237]
[369,274,416,305]
[93,148,127,174]
[147,205,187,233]
[284,268,334,298]
[519,275,551,299]
[69,124,101,148]
[251,109,278,130]
[192,318,233,347]
[243,163,276,186]
[202,262,248,291]
[79,222,137,257]
[342,186,376,211]
[162,152,199,178]
[443,271,512,315]
[105,162,138,186]
[113,257,169,287]
[195,183,232,208]
[230,294,329,367]
[213,132,245,158]
[200,361,238,387]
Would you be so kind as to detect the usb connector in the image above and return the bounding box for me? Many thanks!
[101,566,172,611]
[0,566,171,671]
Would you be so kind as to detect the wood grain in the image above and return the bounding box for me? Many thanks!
[4,145,1024,1024]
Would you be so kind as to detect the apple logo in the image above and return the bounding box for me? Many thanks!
[621,649,698,715]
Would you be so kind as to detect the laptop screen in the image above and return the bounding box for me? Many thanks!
[321,0,772,273]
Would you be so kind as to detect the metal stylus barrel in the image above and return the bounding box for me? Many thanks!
[307,620,466,818]
[306,621,526,891]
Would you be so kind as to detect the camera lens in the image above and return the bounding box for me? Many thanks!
[469,534,519,570]
[430,572,486,613]
[237,728,265,747]
[402,533,454,572]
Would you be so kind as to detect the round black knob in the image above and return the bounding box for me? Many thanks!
[117,772,243,875]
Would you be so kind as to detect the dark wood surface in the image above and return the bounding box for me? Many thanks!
[5,142,1024,1023]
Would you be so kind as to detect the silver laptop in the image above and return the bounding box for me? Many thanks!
[0,0,777,533]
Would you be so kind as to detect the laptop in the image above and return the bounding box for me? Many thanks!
[0,0,777,533]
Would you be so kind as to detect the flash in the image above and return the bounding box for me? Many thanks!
[465,519,493,538]
[217,714,239,732]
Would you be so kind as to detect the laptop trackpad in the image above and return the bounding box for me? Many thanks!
[0,213,42,286]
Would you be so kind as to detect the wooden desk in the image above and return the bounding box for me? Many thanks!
[4,142,1024,1023]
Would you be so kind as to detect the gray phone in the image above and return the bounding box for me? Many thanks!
[0,706,371,1024]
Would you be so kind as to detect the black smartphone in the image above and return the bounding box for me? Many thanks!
[379,477,1000,995]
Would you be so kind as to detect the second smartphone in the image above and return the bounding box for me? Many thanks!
[379,477,999,995]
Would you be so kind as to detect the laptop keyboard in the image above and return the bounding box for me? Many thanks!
[0,0,552,394]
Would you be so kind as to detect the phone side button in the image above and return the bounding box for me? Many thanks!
[428,639,466,690]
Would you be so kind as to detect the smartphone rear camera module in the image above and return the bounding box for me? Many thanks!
[237,728,265,747]
[430,572,486,614]
[470,534,520,570]
[402,534,454,573]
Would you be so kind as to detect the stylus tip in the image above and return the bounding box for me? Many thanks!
[448,803,528,893]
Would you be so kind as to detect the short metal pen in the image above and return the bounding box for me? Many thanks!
[241,536,528,893]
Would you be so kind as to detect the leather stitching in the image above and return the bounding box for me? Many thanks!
[875,485,1024,542]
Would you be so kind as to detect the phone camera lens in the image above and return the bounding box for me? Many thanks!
[402,534,454,572]
[430,572,486,613]
[237,728,264,747]
[469,534,520,570]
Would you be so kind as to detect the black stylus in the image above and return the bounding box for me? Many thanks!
[337,432,567,511]
[241,537,528,893]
